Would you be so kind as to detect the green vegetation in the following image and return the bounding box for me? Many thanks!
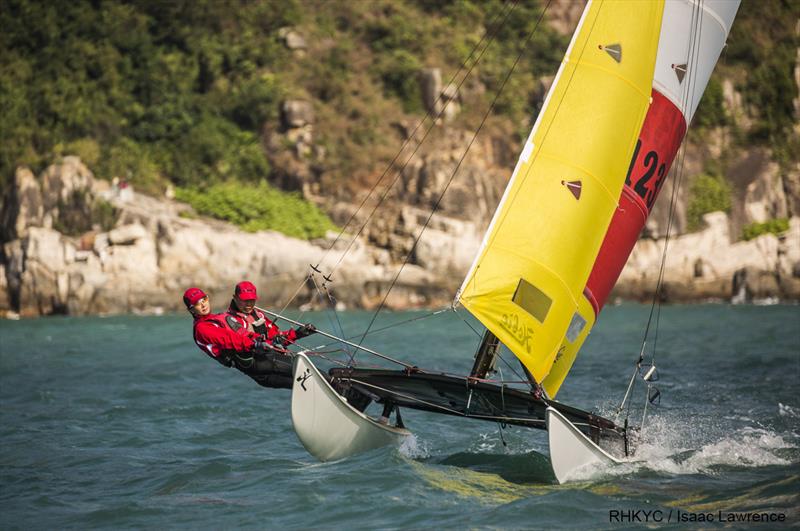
[52,192,118,237]
[175,182,337,239]
[723,0,800,159]
[742,218,790,241]
[686,174,732,231]
[693,77,728,129]
[0,0,568,194]
[1,0,293,194]
[1,0,797,241]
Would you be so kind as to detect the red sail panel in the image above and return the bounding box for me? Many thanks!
[585,89,687,312]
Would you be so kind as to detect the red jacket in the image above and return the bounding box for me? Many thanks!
[227,302,297,344]
[193,312,258,361]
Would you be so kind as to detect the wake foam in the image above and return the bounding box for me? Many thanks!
[632,411,796,475]
[398,433,429,459]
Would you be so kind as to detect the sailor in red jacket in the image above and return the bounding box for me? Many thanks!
[227,280,316,345]
[183,287,294,389]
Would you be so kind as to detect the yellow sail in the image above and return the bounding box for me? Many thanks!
[457,0,664,392]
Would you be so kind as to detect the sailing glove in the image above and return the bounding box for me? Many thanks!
[295,324,317,338]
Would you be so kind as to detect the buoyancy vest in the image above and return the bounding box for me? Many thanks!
[226,302,270,336]
[193,312,294,390]
[192,313,250,368]
[228,301,296,342]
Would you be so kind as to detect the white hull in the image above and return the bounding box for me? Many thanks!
[291,353,411,462]
[546,406,621,483]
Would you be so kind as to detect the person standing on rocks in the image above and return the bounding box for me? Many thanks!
[184,287,299,389]
[226,280,317,345]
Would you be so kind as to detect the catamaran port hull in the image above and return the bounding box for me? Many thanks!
[291,353,411,462]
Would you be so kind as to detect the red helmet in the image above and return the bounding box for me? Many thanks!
[183,287,207,308]
[234,281,258,301]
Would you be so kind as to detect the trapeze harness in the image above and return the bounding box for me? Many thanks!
[193,313,294,390]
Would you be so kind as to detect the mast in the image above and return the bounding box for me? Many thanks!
[469,330,500,379]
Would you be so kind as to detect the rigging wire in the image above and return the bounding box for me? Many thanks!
[325,1,523,278]
[309,272,353,358]
[346,0,554,364]
[309,308,449,350]
[650,0,707,370]
[469,0,600,257]
[620,0,707,426]
[277,1,521,310]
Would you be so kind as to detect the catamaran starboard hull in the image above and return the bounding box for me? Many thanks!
[291,353,411,462]
[546,406,622,483]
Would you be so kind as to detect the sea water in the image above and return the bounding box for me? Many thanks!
[1,304,798,529]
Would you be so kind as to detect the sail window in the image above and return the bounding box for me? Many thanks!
[565,312,587,342]
[512,279,552,323]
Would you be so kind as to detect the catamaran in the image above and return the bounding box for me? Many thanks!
[275,0,740,483]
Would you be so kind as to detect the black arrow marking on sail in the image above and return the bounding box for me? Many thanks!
[561,180,582,200]
[672,63,687,84]
[599,43,622,63]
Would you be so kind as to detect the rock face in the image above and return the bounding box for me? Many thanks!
[546,0,585,36]
[419,68,460,122]
[615,213,800,303]
[2,147,799,318]
[0,158,453,317]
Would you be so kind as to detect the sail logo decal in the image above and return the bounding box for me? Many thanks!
[500,312,533,353]
[553,345,566,364]
[296,368,312,391]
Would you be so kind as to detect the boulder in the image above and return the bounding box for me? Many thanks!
[6,227,69,316]
[743,163,787,224]
[282,100,314,129]
[413,225,480,278]
[419,68,460,121]
[278,27,307,51]
[1,167,43,241]
[41,156,95,210]
[420,68,442,117]
[0,264,9,312]
[108,223,148,245]
[546,0,585,35]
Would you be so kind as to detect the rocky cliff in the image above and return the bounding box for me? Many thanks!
[0,157,454,317]
[2,1,799,318]
[1,152,798,319]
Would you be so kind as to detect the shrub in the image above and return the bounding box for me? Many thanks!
[693,76,728,129]
[686,174,732,231]
[373,50,424,113]
[175,181,337,239]
[100,138,163,195]
[61,138,102,168]
[52,190,118,236]
[742,218,789,241]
